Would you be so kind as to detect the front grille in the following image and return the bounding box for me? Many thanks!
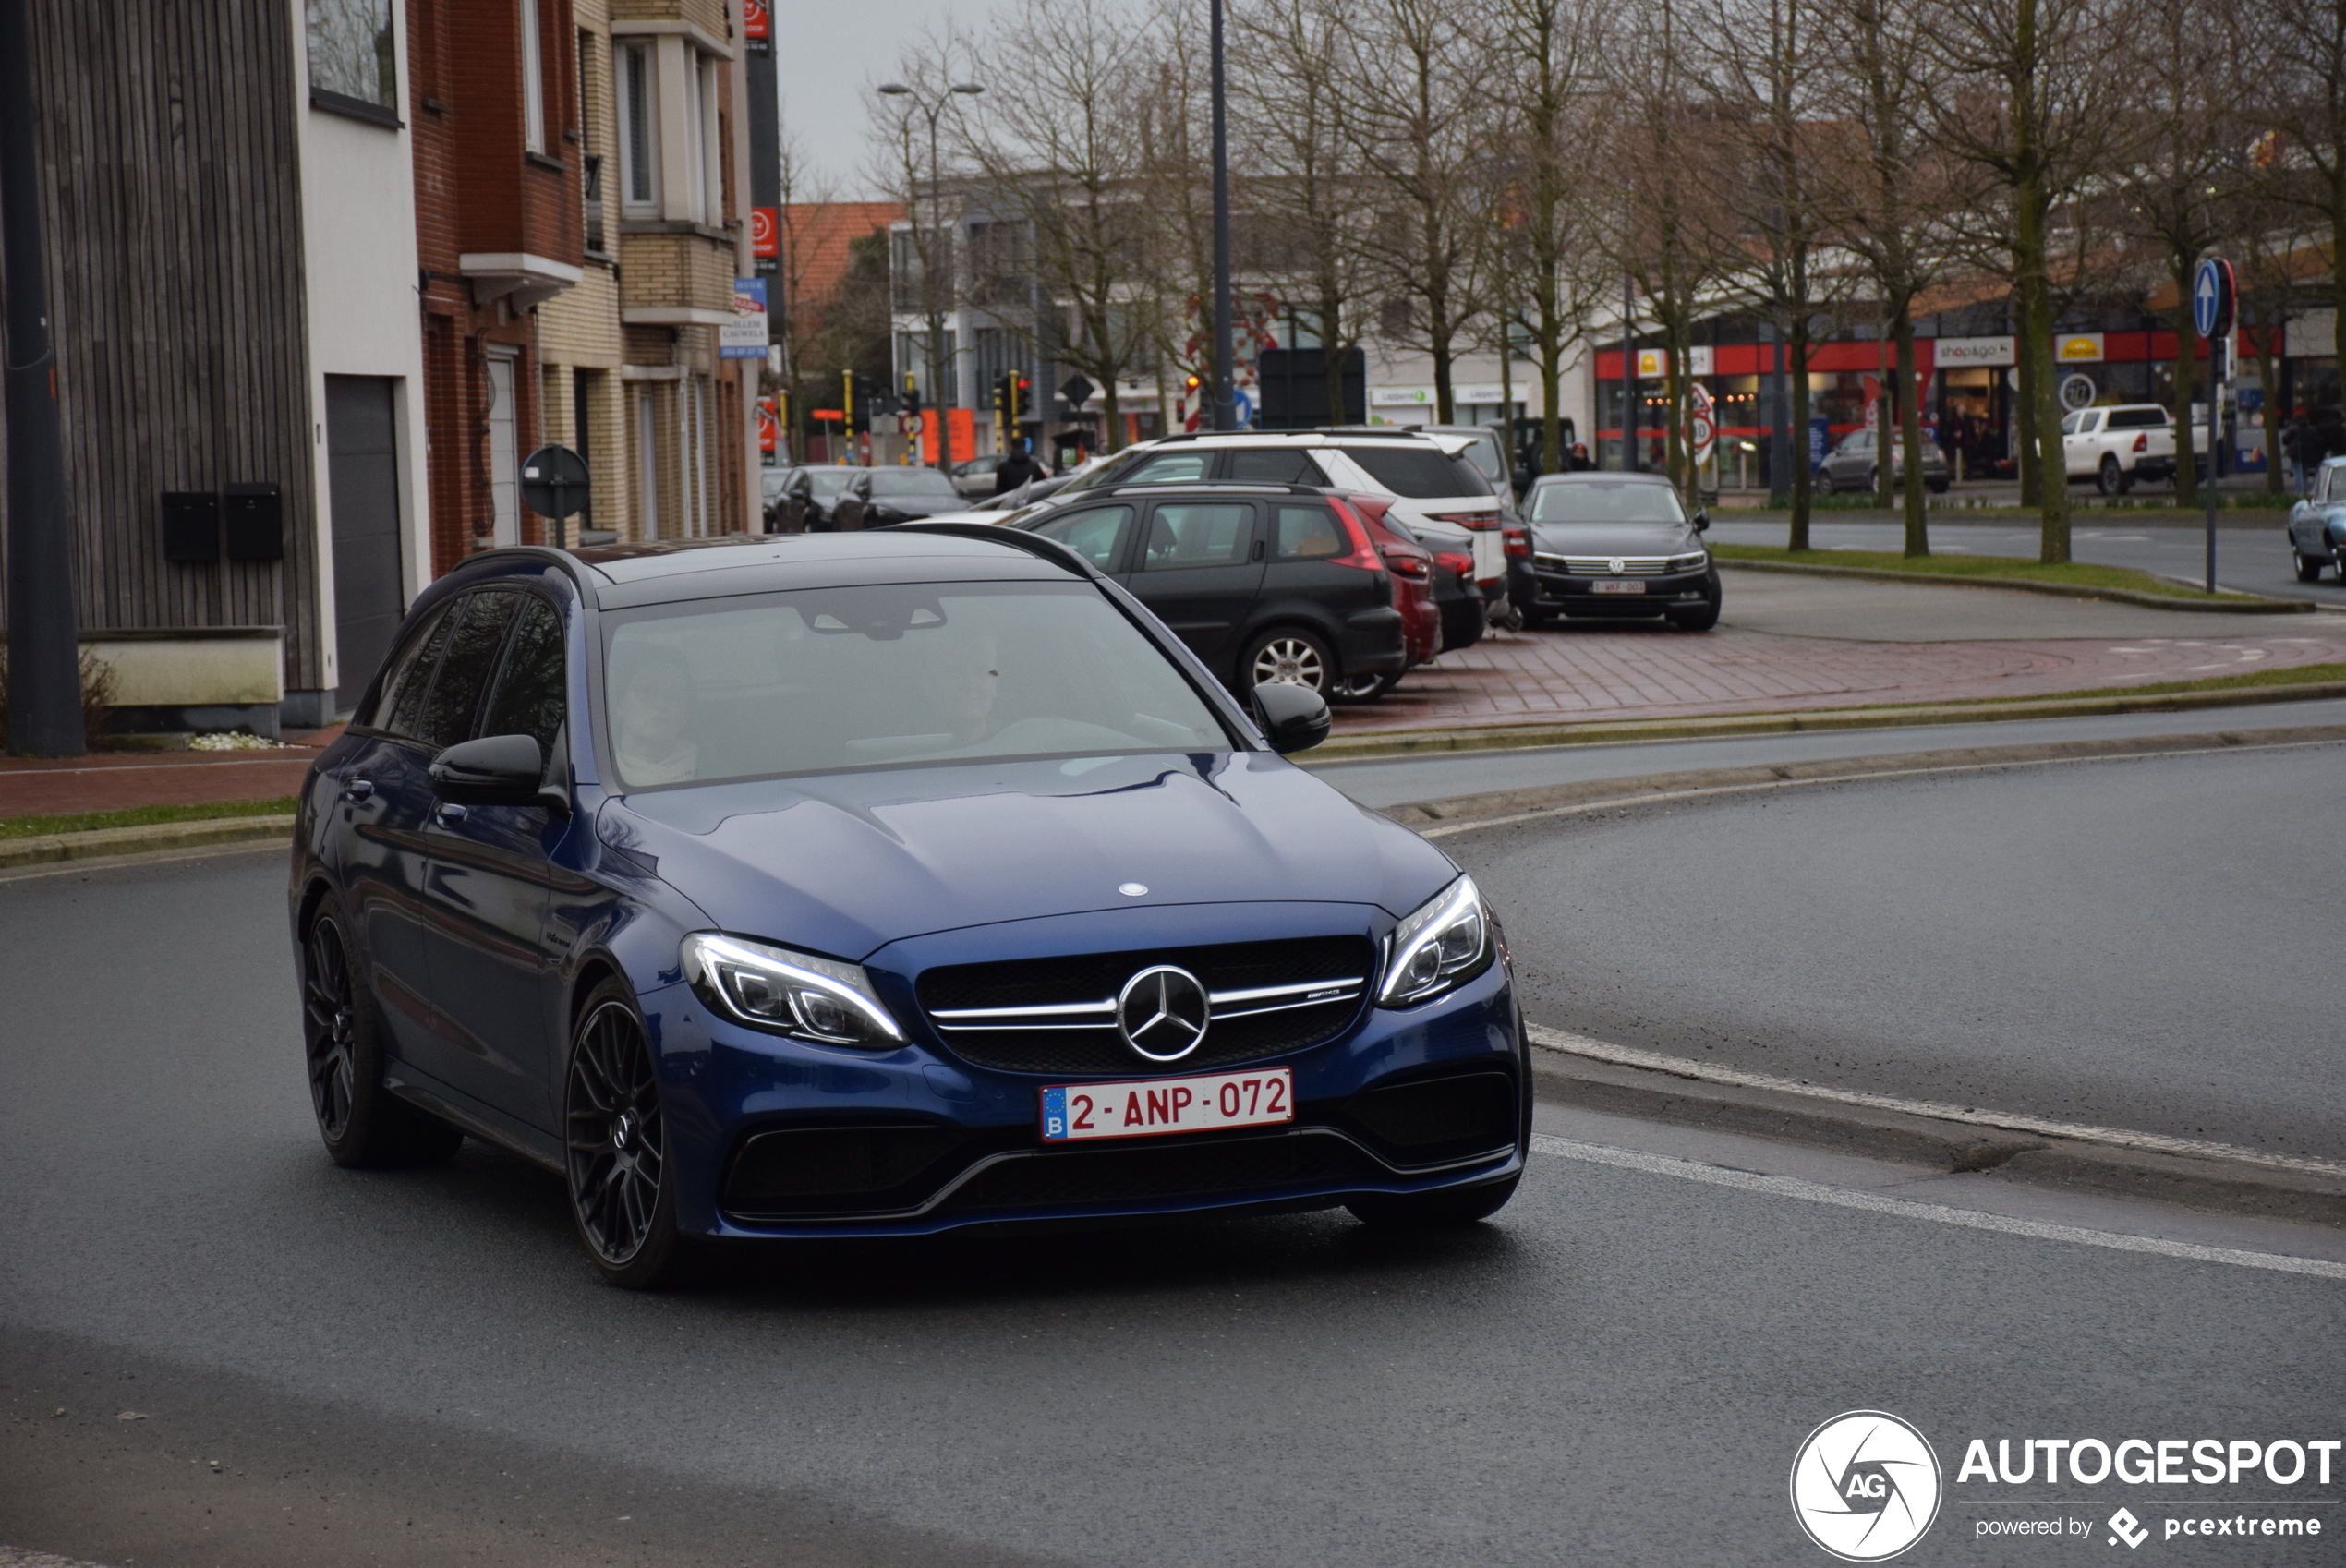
[1340,1071,1518,1167]
[723,1122,975,1217]
[1534,554,1680,577]
[917,935,1374,1075]
[937,1128,1381,1214]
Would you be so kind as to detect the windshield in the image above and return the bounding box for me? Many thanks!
[868,469,961,498]
[601,581,1228,788]
[807,471,855,497]
[1528,482,1689,525]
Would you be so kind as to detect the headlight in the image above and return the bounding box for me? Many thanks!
[1377,875,1492,1007]
[1670,551,1708,573]
[681,933,905,1048]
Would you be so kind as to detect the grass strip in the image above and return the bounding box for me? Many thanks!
[1836,662,2346,711]
[0,796,299,841]
[1711,543,2268,600]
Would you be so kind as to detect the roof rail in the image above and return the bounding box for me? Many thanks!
[893,521,1104,580]
[449,544,597,593]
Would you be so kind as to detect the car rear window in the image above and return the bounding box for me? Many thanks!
[2104,407,2170,429]
[1341,445,1488,498]
[600,582,1228,788]
[1227,449,1328,485]
[1275,504,1343,559]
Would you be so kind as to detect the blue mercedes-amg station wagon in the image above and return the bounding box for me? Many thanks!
[290,525,1526,1287]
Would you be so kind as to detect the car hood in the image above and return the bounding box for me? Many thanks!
[600,751,1457,961]
[1528,520,1701,554]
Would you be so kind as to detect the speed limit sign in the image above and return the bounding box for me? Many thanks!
[1687,384,1717,464]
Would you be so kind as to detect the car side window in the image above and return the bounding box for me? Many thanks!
[410,591,520,751]
[1122,453,1212,485]
[1033,504,1136,570]
[1275,504,1344,560]
[363,599,451,732]
[383,600,460,738]
[480,595,568,763]
[2059,412,2082,435]
[1227,450,1326,485]
[1143,503,1255,570]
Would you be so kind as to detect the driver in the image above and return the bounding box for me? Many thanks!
[927,631,1000,748]
[611,643,699,785]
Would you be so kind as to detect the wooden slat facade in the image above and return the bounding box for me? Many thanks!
[1,0,322,692]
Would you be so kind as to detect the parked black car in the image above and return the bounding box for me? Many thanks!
[772,465,862,532]
[1514,473,1721,632]
[831,466,972,530]
[1019,483,1407,701]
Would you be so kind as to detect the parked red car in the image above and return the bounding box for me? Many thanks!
[1340,494,1440,698]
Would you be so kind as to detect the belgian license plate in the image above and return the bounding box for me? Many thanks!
[1041,1067,1293,1143]
[1590,579,1647,595]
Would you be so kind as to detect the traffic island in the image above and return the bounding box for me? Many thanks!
[1711,545,2310,611]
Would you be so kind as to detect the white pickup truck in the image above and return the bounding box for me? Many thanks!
[2061,404,2176,495]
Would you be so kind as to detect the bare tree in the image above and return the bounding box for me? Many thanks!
[954,0,1164,452]
[1483,0,1610,475]
[1232,0,1378,424]
[2249,0,2346,412]
[1341,0,1492,423]
[1926,0,2131,561]
[872,31,984,470]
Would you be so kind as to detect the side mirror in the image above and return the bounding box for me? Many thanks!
[429,733,546,807]
[1252,681,1331,755]
[1693,509,1711,533]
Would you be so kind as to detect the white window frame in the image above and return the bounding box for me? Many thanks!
[616,41,657,211]
[520,0,545,152]
[697,54,722,223]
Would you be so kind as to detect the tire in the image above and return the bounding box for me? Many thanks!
[300,910,463,1168]
[1241,627,1337,697]
[1668,570,1723,633]
[2098,455,2123,496]
[1328,669,1401,703]
[1926,478,1950,494]
[1815,470,1836,496]
[2294,549,2327,584]
[1347,1174,1521,1229]
[564,978,694,1290]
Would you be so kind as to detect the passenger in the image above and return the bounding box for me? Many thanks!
[611,644,699,784]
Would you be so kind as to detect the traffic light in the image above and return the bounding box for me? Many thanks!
[901,371,922,417]
[1008,373,1030,423]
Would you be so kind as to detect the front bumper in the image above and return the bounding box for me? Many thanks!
[1528,565,1714,615]
[641,914,1523,1240]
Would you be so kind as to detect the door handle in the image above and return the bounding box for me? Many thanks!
[343,778,374,801]
[434,802,468,824]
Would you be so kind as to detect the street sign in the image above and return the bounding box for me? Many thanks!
[2059,372,2097,411]
[1687,383,1716,465]
[1233,387,1255,428]
[1059,373,1095,409]
[2192,257,2236,341]
[519,444,589,522]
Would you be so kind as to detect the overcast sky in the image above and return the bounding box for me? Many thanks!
[775,4,986,199]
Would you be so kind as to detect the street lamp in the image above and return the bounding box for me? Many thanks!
[878,79,983,472]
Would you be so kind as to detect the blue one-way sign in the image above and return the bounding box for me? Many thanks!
[2193,257,2235,340]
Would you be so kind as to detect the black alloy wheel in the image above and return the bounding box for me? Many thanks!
[301,911,462,1167]
[564,980,690,1288]
[2293,548,2326,584]
[1668,571,1723,633]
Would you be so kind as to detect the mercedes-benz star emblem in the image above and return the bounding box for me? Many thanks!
[1115,965,1211,1063]
[1608,556,1626,574]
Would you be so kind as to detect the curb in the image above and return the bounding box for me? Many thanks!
[1526,1031,2346,1228]
[1714,554,2314,612]
[1374,725,2346,831]
[0,814,295,872]
[1308,681,2346,762]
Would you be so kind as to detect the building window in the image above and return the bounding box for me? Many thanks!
[520,0,545,152]
[617,42,655,210]
[307,0,397,116]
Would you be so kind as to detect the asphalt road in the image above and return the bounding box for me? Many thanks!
[1708,515,2346,609]
[4,842,2341,1566]
[1445,742,2346,1163]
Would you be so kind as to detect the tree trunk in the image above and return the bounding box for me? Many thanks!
[1102,380,1122,454]
[2258,301,2282,495]
[1893,306,1929,555]
[2169,252,2197,505]
[1320,295,1347,426]
[2014,177,2070,561]
[1789,314,1814,549]
[2014,337,2040,506]
[1430,289,1456,425]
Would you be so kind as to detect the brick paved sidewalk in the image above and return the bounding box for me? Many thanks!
[0,731,337,819]
[1333,622,2346,735]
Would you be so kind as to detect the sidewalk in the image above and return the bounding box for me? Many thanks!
[0,730,337,819]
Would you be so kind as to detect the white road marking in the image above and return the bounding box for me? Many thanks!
[1529,1026,2346,1178]
[1529,1134,2346,1280]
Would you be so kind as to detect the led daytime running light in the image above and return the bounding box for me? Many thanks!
[1377,875,1490,1007]
[681,932,905,1047]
